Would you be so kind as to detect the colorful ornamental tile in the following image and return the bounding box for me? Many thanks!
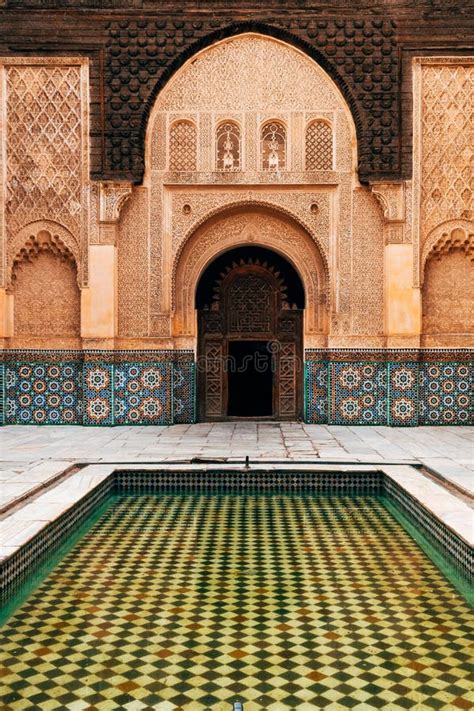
[305,362,328,424]
[419,362,472,425]
[114,363,172,425]
[389,362,418,426]
[173,362,196,424]
[5,363,82,425]
[83,363,113,426]
[331,362,388,425]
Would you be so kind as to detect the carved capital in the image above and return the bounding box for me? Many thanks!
[99,182,133,223]
[370,182,405,223]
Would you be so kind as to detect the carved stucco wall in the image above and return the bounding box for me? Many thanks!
[117,188,149,337]
[115,32,386,342]
[422,250,474,345]
[413,57,474,288]
[13,251,80,338]
[350,188,384,339]
[0,57,90,290]
[173,210,327,342]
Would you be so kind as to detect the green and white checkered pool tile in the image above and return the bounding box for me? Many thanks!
[1,494,472,710]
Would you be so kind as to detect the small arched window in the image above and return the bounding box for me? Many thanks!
[169,120,197,171]
[305,120,333,170]
[261,121,286,171]
[216,122,241,171]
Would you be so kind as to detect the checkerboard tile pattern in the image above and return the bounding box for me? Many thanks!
[1,494,471,710]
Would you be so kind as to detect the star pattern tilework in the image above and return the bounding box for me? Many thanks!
[0,494,472,710]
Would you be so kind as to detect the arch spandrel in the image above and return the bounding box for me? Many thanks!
[172,209,328,339]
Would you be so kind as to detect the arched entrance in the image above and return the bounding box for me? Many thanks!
[196,246,304,421]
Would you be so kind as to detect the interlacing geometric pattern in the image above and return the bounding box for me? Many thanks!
[0,494,472,710]
[305,120,333,171]
[5,65,83,238]
[5,363,82,425]
[305,359,472,426]
[419,362,472,425]
[114,364,172,425]
[169,120,197,171]
[421,64,474,240]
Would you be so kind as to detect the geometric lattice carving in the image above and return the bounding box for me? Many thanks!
[305,120,333,170]
[1,58,89,286]
[169,120,197,171]
[419,62,474,241]
[5,64,84,235]
[261,121,286,171]
[216,122,241,171]
[228,274,273,333]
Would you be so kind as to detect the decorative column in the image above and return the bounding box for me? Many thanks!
[370,182,421,347]
[81,182,132,347]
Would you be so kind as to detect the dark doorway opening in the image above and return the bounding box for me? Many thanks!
[227,341,273,417]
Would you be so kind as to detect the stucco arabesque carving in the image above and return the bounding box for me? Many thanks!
[370,182,407,244]
[421,219,474,283]
[98,182,133,245]
[172,198,330,289]
[8,220,80,290]
[172,210,328,338]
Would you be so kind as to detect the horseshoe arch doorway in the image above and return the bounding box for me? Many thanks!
[196,246,304,421]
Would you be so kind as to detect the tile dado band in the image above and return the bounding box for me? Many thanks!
[1,349,472,426]
[305,349,473,426]
[1,350,195,426]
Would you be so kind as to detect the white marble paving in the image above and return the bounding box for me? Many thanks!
[2,423,472,505]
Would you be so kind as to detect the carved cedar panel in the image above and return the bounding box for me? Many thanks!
[227,274,273,333]
[203,339,224,418]
[278,341,298,418]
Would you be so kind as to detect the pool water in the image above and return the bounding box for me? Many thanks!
[1,493,472,710]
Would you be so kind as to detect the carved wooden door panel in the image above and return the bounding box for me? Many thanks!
[198,262,303,421]
[276,312,303,419]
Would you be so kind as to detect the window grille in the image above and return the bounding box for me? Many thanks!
[305,120,333,170]
[261,121,286,171]
[216,122,241,171]
[169,120,197,171]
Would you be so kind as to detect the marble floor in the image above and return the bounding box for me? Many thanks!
[1,424,473,513]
